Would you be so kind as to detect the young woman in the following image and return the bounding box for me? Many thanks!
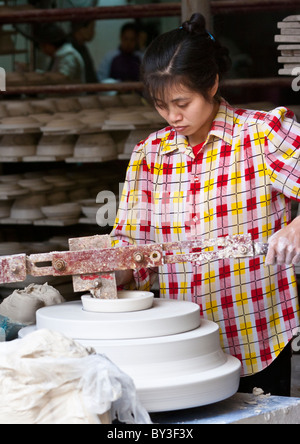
[111,13,300,396]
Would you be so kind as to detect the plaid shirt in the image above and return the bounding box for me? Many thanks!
[111,101,300,376]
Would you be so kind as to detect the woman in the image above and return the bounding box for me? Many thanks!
[111,13,300,395]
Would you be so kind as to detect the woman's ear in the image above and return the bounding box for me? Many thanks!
[210,74,219,99]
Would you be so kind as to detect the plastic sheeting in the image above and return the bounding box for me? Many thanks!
[0,329,152,425]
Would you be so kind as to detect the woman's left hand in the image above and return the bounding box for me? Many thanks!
[265,216,300,266]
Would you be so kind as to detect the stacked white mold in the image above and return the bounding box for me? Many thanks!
[22,295,241,413]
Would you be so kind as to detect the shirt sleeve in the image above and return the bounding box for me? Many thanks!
[262,106,300,201]
[110,142,158,291]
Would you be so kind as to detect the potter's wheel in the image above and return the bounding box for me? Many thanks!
[20,293,241,413]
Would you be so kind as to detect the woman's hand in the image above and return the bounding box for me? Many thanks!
[265,216,300,266]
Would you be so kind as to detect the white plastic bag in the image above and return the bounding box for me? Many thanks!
[0,329,152,424]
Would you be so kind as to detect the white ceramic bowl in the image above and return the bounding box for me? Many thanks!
[41,202,81,220]
[81,291,154,313]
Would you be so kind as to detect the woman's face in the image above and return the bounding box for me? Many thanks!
[154,82,219,146]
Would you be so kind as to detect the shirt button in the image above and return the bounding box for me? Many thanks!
[194,175,200,183]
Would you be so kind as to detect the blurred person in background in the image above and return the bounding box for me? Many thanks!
[71,21,98,84]
[97,22,142,83]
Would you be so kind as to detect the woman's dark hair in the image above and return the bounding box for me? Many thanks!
[141,13,231,105]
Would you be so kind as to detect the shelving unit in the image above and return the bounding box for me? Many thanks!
[0,1,298,96]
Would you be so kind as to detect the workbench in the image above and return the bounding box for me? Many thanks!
[151,393,300,424]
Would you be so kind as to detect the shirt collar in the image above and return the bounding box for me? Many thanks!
[158,100,234,158]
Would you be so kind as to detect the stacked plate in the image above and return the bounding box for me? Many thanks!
[0,134,38,160]
[41,203,82,222]
[36,134,76,158]
[70,133,117,162]
[103,110,150,129]
[40,118,84,135]
[79,198,100,224]
[18,178,53,193]
[0,182,28,200]
[10,195,47,221]
[276,15,300,75]
[0,116,41,133]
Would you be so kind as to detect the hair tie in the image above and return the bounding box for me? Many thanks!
[207,31,215,42]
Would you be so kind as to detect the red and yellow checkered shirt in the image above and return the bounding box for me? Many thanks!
[111,101,300,376]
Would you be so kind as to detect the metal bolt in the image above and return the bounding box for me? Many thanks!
[94,280,102,288]
[134,252,144,263]
[53,259,67,272]
[238,246,249,255]
[150,251,162,262]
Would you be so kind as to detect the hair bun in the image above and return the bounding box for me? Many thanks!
[182,13,206,35]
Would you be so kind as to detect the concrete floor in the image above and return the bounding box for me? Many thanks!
[291,354,300,398]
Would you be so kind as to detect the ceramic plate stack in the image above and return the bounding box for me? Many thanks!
[5,101,34,117]
[276,15,300,75]
[119,93,143,107]
[78,110,106,132]
[77,95,101,110]
[0,116,41,134]
[40,202,82,226]
[0,134,38,161]
[79,198,100,224]
[20,298,241,413]
[54,98,82,113]
[41,118,84,135]
[18,177,53,194]
[30,134,77,162]
[29,99,57,115]
[103,111,150,130]
[68,132,117,163]
[0,182,28,201]
[10,194,47,223]
[98,94,122,108]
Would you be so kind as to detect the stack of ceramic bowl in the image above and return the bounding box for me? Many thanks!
[29,99,57,115]
[41,202,82,223]
[18,177,53,194]
[77,95,101,110]
[10,195,47,222]
[0,116,41,134]
[103,110,150,129]
[54,98,82,113]
[0,134,38,160]
[0,200,12,218]
[70,133,117,162]
[40,118,84,135]
[78,110,106,132]
[5,101,34,117]
[36,134,76,160]
[79,198,100,224]
[98,95,121,108]
[119,93,143,107]
[0,182,28,200]
[44,175,76,191]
